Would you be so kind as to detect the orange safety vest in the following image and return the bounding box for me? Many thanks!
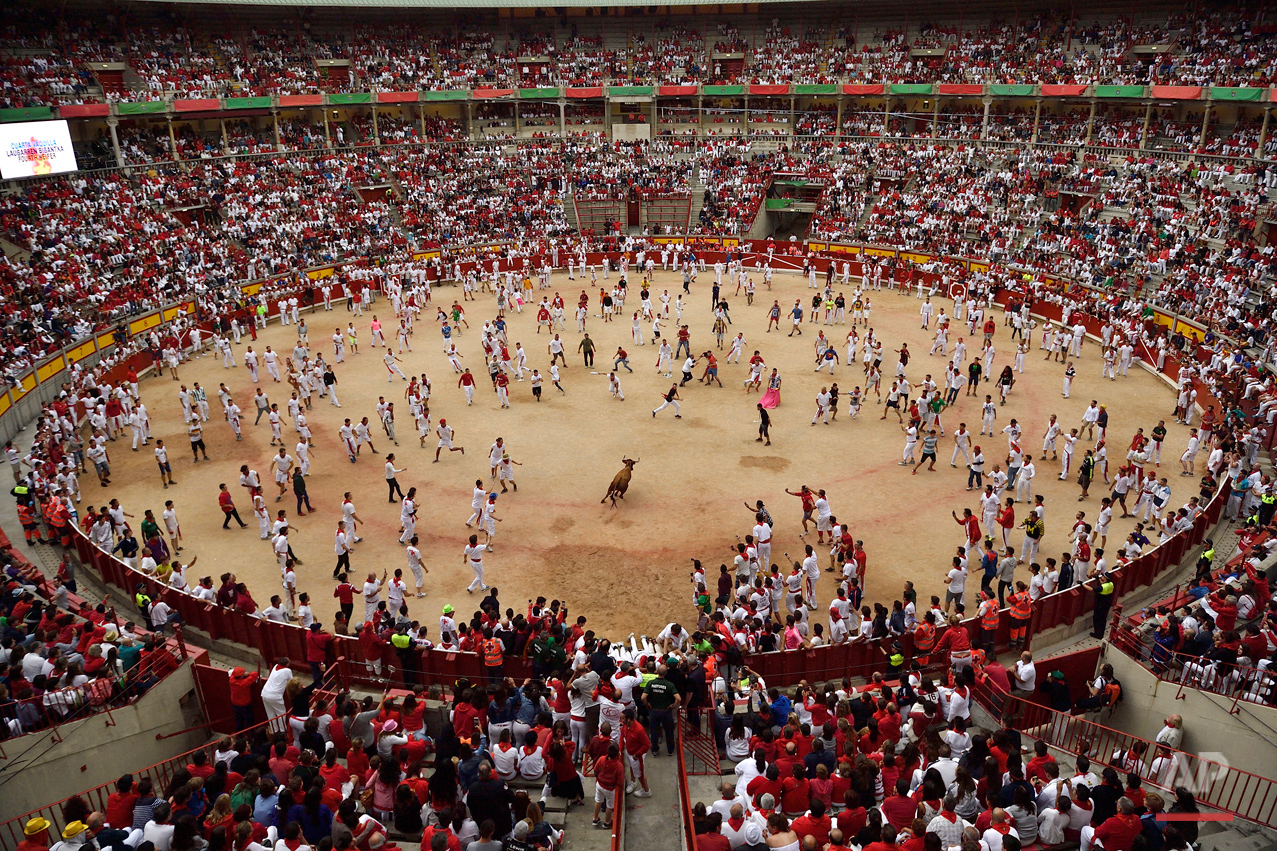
[980,600,1000,631]
[482,638,504,667]
[914,622,936,653]
[17,504,36,526]
[1009,592,1033,621]
[50,502,69,528]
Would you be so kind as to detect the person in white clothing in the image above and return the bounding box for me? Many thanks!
[464,534,489,593]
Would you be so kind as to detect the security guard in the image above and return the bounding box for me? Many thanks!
[1195,538,1215,583]
[1090,571,1115,639]
[134,583,153,630]
[1259,490,1276,527]
[883,640,904,678]
[16,499,42,545]
[391,625,417,686]
[481,628,505,684]
[913,612,937,665]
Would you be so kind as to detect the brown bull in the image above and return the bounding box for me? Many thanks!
[601,457,638,507]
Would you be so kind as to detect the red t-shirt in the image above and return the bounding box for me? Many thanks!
[881,794,918,830]
[789,815,831,847]
[105,791,139,829]
[695,835,731,851]
[837,806,867,838]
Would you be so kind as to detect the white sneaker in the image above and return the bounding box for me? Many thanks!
[626,782,636,795]
[636,789,651,798]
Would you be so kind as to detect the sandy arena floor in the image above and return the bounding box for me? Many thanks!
[93,270,1190,638]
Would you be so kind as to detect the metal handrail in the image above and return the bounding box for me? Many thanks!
[0,711,293,851]
[971,682,1277,828]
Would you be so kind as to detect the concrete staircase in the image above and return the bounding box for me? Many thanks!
[564,194,580,232]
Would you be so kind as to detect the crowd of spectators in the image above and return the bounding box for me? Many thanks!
[5,8,1277,107]
[0,546,182,740]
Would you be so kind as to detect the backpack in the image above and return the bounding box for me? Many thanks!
[1103,677,1123,706]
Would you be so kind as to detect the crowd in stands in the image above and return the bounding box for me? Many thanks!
[2,126,1275,383]
[1125,531,1277,706]
[686,664,1214,850]
[4,7,1277,107]
[0,545,182,740]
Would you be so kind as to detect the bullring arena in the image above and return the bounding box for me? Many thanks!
[1,1,1277,851]
[86,268,1183,640]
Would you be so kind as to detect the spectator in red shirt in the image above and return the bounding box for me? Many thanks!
[789,799,832,847]
[862,823,899,851]
[1025,740,1057,783]
[186,750,216,779]
[881,778,919,832]
[621,709,652,797]
[228,667,259,731]
[836,789,867,838]
[593,742,624,829]
[306,623,332,683]
[747,765,783,808]
[780,763,811,817]
[1084,797,1142,851]
[695,813,731,851]
[104,775,140,829]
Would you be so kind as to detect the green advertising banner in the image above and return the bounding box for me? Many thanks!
[702,85,745,96]
[0,106,54,122]
[226,97,272,110]
[889,84,933,95]
[793,84,838,95]
[117,101,167,115]
[423,90,469,102]
[990,84,1035,97]
[328,93,373,105]
[607,86,654,97]
[1094,85,1145,98]
[1209,87,1263,102]
[519,87,561,99]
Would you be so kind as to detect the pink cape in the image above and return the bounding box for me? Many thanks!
[759,388,781,409]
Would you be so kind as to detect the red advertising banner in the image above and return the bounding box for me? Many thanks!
[749,84,790,96]
[59,103,111,117]
[279,95,323,107]
[375,91,419,103]
[566,87,605,98]
[174,99,221,113]
[1149,85,1203,100]
[657,85,698,97]
[473,88,515,99]
[842,84,885,96]
[937,84,983,95]
[1040,85,1087,96]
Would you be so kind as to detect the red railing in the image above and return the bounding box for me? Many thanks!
[680,711,722,777]
[675,714,697,851]
[0,635,187,742]
[971,683,1277,828]
[611,725,626,851]
[1107,617,1276,711]
[0,711,291,851]
[69,527,519,687]
[67,457,1229,695]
